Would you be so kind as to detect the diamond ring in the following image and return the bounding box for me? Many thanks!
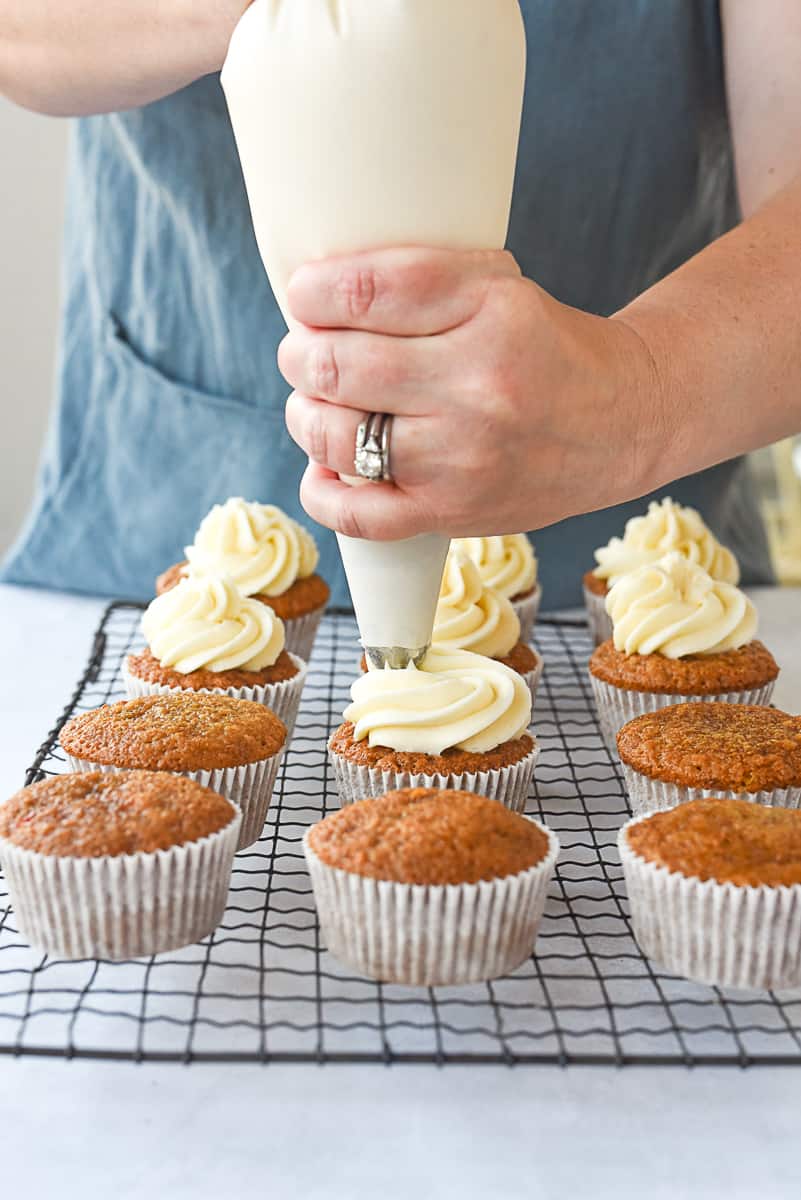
[354,412,393,482]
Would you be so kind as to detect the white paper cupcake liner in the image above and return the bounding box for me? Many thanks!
[512,585,542,643]
[66,753,283,851]
[619,817,801,990]
[620,761,801,817]
[521,648,544,711]
[282,606,325,662]
[0,807,241,961]
[303,820,559,986]
[583,583,612,646]
[328,741,539,813]
[589,674,777,755]
[123,654,307,732]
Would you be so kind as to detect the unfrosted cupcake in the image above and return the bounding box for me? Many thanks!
[451,534,540,641]
[157,498,330,659]
[329,647,537,811]
[619,799,801,989]
[0,770,240,960]
[588,552,778,750]
[61,693,287,850]
[125,573,307,730]
[583,498,740,645]
[617,703,801,815]
[304,787,559,986]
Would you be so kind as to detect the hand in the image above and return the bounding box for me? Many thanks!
[278,248,664,541]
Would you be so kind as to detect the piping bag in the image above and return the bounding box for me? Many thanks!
[222,0,526,668]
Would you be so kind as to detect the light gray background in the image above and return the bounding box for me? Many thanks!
[0,99,67,555]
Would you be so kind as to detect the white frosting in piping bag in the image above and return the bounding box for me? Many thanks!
[222,1,527,653]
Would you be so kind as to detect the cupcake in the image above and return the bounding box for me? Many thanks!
[329,647,537,810]
[125,573,307,730]
[0,770,240,960]
[304,787,559,986]
[619,798,801,989]
[156,498,330,660]
[451,534,540,641]
[617,703,801,816]
[588,552,778,750]
[583,497,739,645]
[60,693,287,850]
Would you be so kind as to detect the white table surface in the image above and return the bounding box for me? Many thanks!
[1,581,800,1200]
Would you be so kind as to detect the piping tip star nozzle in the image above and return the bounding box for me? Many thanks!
[364,645,429,671]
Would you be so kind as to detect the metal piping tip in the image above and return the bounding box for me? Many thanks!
[363,644,430,671]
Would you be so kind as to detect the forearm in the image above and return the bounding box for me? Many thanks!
[616,178,801,493]
[0,0,249,117]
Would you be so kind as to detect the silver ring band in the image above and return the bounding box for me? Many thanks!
[354,412,393,482]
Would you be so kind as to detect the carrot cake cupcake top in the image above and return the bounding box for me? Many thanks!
[625,798,801,888]
[307,787,549,885]
[0,770,235,857]
[618,703,801,793]
[450,534,537,601]
[139,573,288,676]
[61,693,286,772]
[432,550,521,659]
[343,647,532,757]
[590,498,739,590]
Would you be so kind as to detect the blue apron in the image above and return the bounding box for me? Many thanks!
[2,0,774,608]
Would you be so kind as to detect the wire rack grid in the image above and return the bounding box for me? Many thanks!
[1,601,801,1067]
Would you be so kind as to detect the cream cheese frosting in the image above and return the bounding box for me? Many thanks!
[185,498,319,597]
[606,552,757,659]
[433,551,521,658]
[451,534,538,600]
[344,647,532,755]
[142,573,286,673]
[593,497,739,588]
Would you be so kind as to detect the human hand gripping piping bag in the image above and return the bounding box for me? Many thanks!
[221,0,526,668]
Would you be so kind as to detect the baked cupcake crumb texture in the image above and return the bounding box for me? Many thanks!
[0,770,234,857]
[61,693,286,772]
[329,722,535,775]
[626,798,801,888]
[589,638,778,695]
[618,702,801,792]
[307,787,549,885]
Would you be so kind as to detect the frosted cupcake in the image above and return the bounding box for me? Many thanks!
[583,498,740,645]
[589,552,778,750]
[620,799,801,989]
[125,573,307,730]
[157,498,330,659]
[304,788,559,986]
[451,534,540,641]
[329,647,537,811]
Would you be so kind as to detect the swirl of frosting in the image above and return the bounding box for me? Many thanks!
[344,647,531,755]
[594,497,740,588]
[185,498,319,597]
[433,551,520,657]
[606,552,757,658]
[451,534,538,599]
[142,574,286,672]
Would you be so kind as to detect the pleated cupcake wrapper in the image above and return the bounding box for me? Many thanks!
[583,584,612,647]
[122,653,307,731]
[282,606,325,663]
[522,648,544,711]
[512,585,542,644]
[328,742,539,813]
[620,761,801,817]
[303,822,559,986]
[618,818,801,990]
[0,809,241,962]
[66,753,282,851]
[589,675,777,755]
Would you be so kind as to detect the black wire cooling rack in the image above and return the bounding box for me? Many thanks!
[2,601,801,1067]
